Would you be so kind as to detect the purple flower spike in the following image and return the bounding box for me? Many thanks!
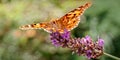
[50,30,104,59]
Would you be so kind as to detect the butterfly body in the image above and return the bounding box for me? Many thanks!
[20,2,91,33]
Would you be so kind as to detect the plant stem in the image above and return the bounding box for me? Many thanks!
[103,52,120,60]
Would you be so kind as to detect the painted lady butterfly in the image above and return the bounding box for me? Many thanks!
[20,2,91,33]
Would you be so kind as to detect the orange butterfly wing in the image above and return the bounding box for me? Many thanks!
[49,2,91,32]
[19,2,91,33]
[57,2,91,31]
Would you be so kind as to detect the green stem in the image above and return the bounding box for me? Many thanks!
[103,52,120,60]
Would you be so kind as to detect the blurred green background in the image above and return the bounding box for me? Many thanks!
[0,0,120,60]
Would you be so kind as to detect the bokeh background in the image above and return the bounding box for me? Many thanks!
[0,0,120,60]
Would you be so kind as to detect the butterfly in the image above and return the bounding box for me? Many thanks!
[19,2,91,33]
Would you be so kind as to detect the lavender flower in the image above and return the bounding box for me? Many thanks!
[50,30,104,59]
[97,38,104,47]
[50,30,70,47]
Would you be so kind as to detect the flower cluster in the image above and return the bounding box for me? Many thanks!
[50,30,70,47]
[67,36,104,59]
[50,30,104,59]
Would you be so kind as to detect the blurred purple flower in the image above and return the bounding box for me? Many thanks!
[50,30,104,59]
[86,50,92,59]
[97,38,104,47]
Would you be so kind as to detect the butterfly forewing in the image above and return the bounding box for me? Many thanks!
[20,22,47,30]
[57,2,91,31]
